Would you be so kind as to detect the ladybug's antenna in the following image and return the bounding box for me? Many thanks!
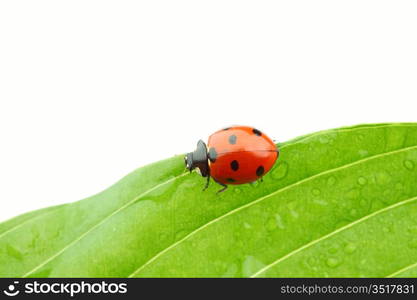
[184,155,191,173]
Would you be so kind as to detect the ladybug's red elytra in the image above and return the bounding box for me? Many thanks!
[185,126,279,192]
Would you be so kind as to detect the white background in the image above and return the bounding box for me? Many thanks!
[0,1,416,222]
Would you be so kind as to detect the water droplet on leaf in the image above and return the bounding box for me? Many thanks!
[357,177,367,186]
[290,210,299,218]
[358,149,369,157]
[175,230,187,240]
[350,208,358,217]
[404,160,415,171]
[328,246,338,254]
[272,161,289,180]
[344,243,357,254]
[275,214,285,229]
[327,176,336,186]
[375,171,392,185]
[359,199,368,207]
[266,218,276,231]
[250,181,259,188]
[312,188,321,196]
[326,257,340,268]
[395,183,404,190]
[234,187,242,194]
[319,136,330,144]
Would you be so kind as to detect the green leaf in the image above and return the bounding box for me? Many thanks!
[1,123,417,278]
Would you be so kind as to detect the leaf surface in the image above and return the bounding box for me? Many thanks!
[1,123,417,277]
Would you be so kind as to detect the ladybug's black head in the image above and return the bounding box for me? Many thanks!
[184,140,209,177]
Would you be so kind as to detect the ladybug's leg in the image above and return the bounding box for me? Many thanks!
[203,173,211,191]
[216,182,228,194]
[212,177,227,193]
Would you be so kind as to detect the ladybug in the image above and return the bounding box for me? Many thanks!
[185,126,279,192]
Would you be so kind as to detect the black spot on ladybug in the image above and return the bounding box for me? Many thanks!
[253,128,262,136]
[229,134,237,144]
[227,178,235,182]
[223,127,231,131]
[208,147,218,163]
[230,160,239,171]
[256,166,264,177]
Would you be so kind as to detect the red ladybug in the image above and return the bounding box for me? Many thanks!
[185,126,279,192]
